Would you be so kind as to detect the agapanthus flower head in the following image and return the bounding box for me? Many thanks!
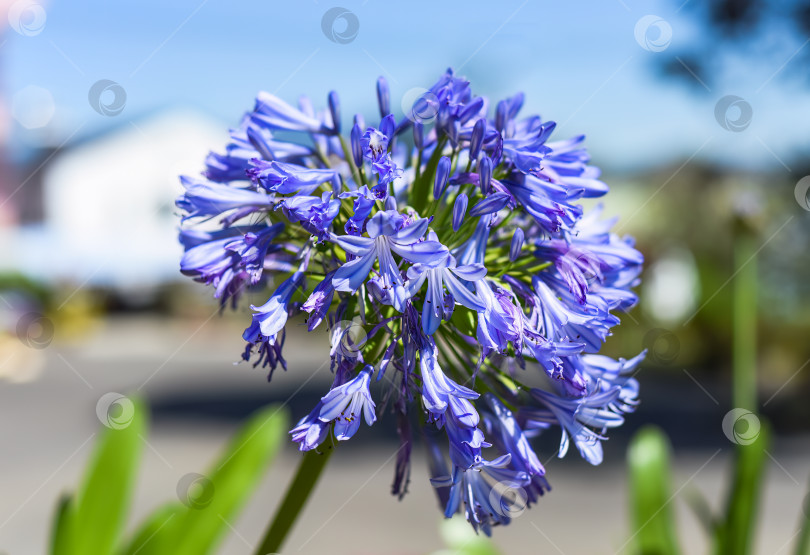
[177,68,644,535]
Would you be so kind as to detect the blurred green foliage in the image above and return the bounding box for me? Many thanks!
[627,426,680,555]
[49,400,288,555]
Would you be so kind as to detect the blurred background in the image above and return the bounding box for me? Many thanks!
[1,0,809,553]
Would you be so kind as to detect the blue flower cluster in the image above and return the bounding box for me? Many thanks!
[177,69,645,534]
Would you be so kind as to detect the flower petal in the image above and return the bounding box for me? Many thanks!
[333,250,377,292]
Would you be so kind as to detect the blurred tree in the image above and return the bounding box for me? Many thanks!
[659,0,810,90]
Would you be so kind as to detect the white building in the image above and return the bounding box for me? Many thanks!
[1,109,228,292]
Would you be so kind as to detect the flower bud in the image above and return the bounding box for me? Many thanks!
[495,99,508,132]
[376,76,390,118]
[351,123,363,167]
[380,114,396,139]
[479,156,492,195]
[510,228,524,262]
[447,120,460,147]
[453,193,468,232]
[413,121,424,150]
[469,192,509,217]
[246,126,274,160]
[328,90,340,134]
[470,118,485,162]
[434,156,451,199]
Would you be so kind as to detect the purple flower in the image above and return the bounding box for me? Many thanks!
[361,117,402,195]
[443,397,491,468]
[178,69,646,535]
[419,340,478,415]
[319,365,377,440]
[579,351,645,410]
[529,274,617,352]
[543,135,609,198]
[523,386,627,466]
[179,224,283,307]
[204,117,313,183]
[277,191,339,236]
[301,271,336,331]
[291,363,354,451]
[329,210,448,311]
[252,91,333,134]
[290,402,330,451]
[241,271,304,376]
[483,394,550,504]
[406,238,487,335]
[431,457,530,536]
[339,185,376,235]
[248,160,338,195]
[500,174,583,234]
[426,69,485,137]
[475,281,526,358]
[176,177,275,225]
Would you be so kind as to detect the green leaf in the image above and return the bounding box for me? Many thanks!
[627,425,680,555]
[73,396,146,555]
[716,420,770,555]
[118,503,182,555]
[163,405,288,555]
[50,493,75,555]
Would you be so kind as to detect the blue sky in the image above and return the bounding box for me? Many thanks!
[6,0,809,172]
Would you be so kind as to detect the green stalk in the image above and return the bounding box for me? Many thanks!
[795,478,810,555]
[717,424,769,555]
[732,222,758,412]
[716,218,766,555]
[253,448,334,555]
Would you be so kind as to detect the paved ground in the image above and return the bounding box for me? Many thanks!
[1,314,808,554]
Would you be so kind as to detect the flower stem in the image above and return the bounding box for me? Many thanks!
[795,479,810,555]
[718,217,767,555]
[732,221,758,412]
[253,446,335,555]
